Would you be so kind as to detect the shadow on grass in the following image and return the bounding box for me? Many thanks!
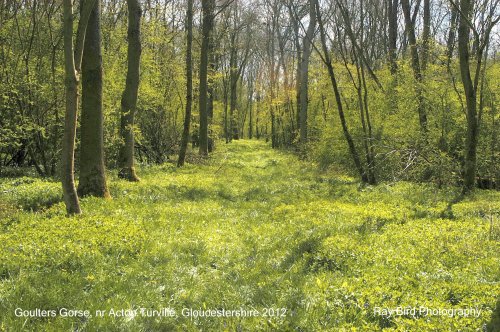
[439,193,466,219]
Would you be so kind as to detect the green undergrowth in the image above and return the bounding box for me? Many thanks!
[0,140,499,331]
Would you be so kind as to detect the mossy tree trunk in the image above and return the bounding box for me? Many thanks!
[78,0,110,198]
[118,0,142,181]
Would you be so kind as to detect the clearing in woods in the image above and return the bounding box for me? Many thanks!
[0,139,499,330]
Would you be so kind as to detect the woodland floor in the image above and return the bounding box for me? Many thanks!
[0,140,499,331]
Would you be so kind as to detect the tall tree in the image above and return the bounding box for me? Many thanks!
[61,0,96,215]
[456,0,499,192]
[78,0,110,198]
[228,7,251,141]
[446,4,459,68]
[401,0,428,132]
[315,0,368,183]
[118,0,142,181]
[177,0,193,167]
[229,12,240,140]
[199,0,215,156]
[457,0,477,192]
[287,1,302,133]
[421,0,431,71]
[387,0,399,74]
[299,0,316,143]
[337,0,377,184]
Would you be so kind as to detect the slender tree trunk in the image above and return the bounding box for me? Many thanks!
[299,0,316,144]
[387,0,399,116]
[177,0,193,167]
[118,0,142,180]
[61,6,80,213]
[401,0,427,132]
[207,36,215,119]
[61,0,96,215]
[223,78,229,143]
[388,0,398,74]
[360,58,377,184]
[248,71,255,139]
[446,5,458,68]
[421,0,430,70]
[458,0,477,192]
[229,39,239,140]
[315,0,368,183]
[295,43,301,134]
[248,96,253,139]
[255,102,260,139]
[269,8,278,149]
[78,0,110,198]
[198,0,214,156]
[287,3,301,135]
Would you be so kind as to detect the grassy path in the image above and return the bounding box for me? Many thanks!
[0,140,499,331]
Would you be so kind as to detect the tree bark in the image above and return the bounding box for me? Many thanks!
[299,0,316,144]
[78,0,110,198]
[61,0,81,215]
[229,31,239,140]
[177,0,193,167]
[315,0,368,183]
[248,92,253,139]
[207,36,216,119]
[446,5,458,68]
[198,0,214,156]
[457,0,477,192]
[61,0,96,215]
[388,0,398,74]
[118,0,142,181]
[401,0,428,132]
[286,2,302,136]
[421,0,430,70]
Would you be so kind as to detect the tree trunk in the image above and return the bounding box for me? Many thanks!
[248,96,253,139]
[457,0,477,192]
[118,0,142,181]
[61,0,96,215]
[401,0,427,132]
[388,0,398,74]
[177,0,193,167]
[286,3,301,136]
[299,0,316,144]
[421,0,430,71]
[78,0,110,198]
[198,0,214,156]
[207,36,215,119]
[295,34,301,134]
[61,1,80,214]
[247,72,254,139]
[229,37,239,140]
[315,0,368,183]
[446,5,458,68]
[223,78,229,143]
